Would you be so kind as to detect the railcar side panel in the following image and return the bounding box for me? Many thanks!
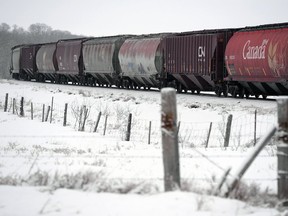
[118,37,163,87]
[10,46,21,74]
[225,27,288,95]
[56,39,84,75]
[36,43,57,73]
[83,39,115,73]
[83,37,126,85]
[164,31,233,91]
[225,28,288,81]
[20,45,40,79]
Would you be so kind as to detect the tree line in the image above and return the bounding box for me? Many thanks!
[0,23,82,79]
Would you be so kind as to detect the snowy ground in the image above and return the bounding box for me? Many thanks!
[0,79,286,215]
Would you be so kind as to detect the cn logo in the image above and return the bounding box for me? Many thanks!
[73,54,78,63]
[198,46,205,58]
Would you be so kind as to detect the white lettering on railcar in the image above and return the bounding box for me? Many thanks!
[242,39,269,60]
[73,55,78,63]
[198,46,205,58]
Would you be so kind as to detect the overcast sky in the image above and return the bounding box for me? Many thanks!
[1,0,287,36]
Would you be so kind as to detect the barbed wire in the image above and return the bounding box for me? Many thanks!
[0,152,276,159]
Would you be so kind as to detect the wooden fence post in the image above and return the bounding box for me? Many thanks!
[20,97,24,117]
[277,98,288,199]
[213,167,232,196]
[81,106,88,132]
[12,98,15,114]
[148,121,152,144]
[103,115,108,136]
[50,97,54,123]
[31,102,33,120]
[78,106,83,131]
[42,104,45,122]
[161,88,180,191]
[4,93,8,112]
[205,122,213,148]
[93,112,102,132]
[125,113,132,141]
[224,114,233,147]
[254,109,257,146]
[45,106,50,122]
[63,103,68,126]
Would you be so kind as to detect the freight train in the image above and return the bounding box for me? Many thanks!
[10,22,288,99]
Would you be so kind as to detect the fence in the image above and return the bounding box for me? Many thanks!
[0,92,283,199]
[1,93,276,148]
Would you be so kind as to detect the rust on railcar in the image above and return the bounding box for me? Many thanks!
[118,36,164,87]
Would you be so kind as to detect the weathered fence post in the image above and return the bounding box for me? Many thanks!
[20,97,24,117]
[224,114,233,147]
[213,167,232,196]
[42,104,45,122]
[93,112,102,132]
[277,98,288,199]
[12,98,15,114]
[78,106,83,131]
[4,93,8,112]
[161,88,180,191]
[205,122,213,148]
[125,113,132,141]
[254,109,257,146]
[31,102,33,120]
[63,103,68,126]
[45,106,50,122]
[50,97,54,123]
[148,121,152,144]
[103,115,108,136]
[81,106,88,132]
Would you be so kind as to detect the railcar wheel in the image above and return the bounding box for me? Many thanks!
[37,74,44,82]
[55,75,60,84]
[23,74,29,81]
[215,86,221,97]
[239,89,245,99]
[223,88,228,97]
[216,89,221,97]
[177,84,182,93]
[231,88,237,98]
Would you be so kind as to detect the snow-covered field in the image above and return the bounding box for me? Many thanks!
[0,79,286,215]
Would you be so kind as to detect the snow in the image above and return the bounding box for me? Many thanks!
[0,186,280,216]
[0,79,286,215]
